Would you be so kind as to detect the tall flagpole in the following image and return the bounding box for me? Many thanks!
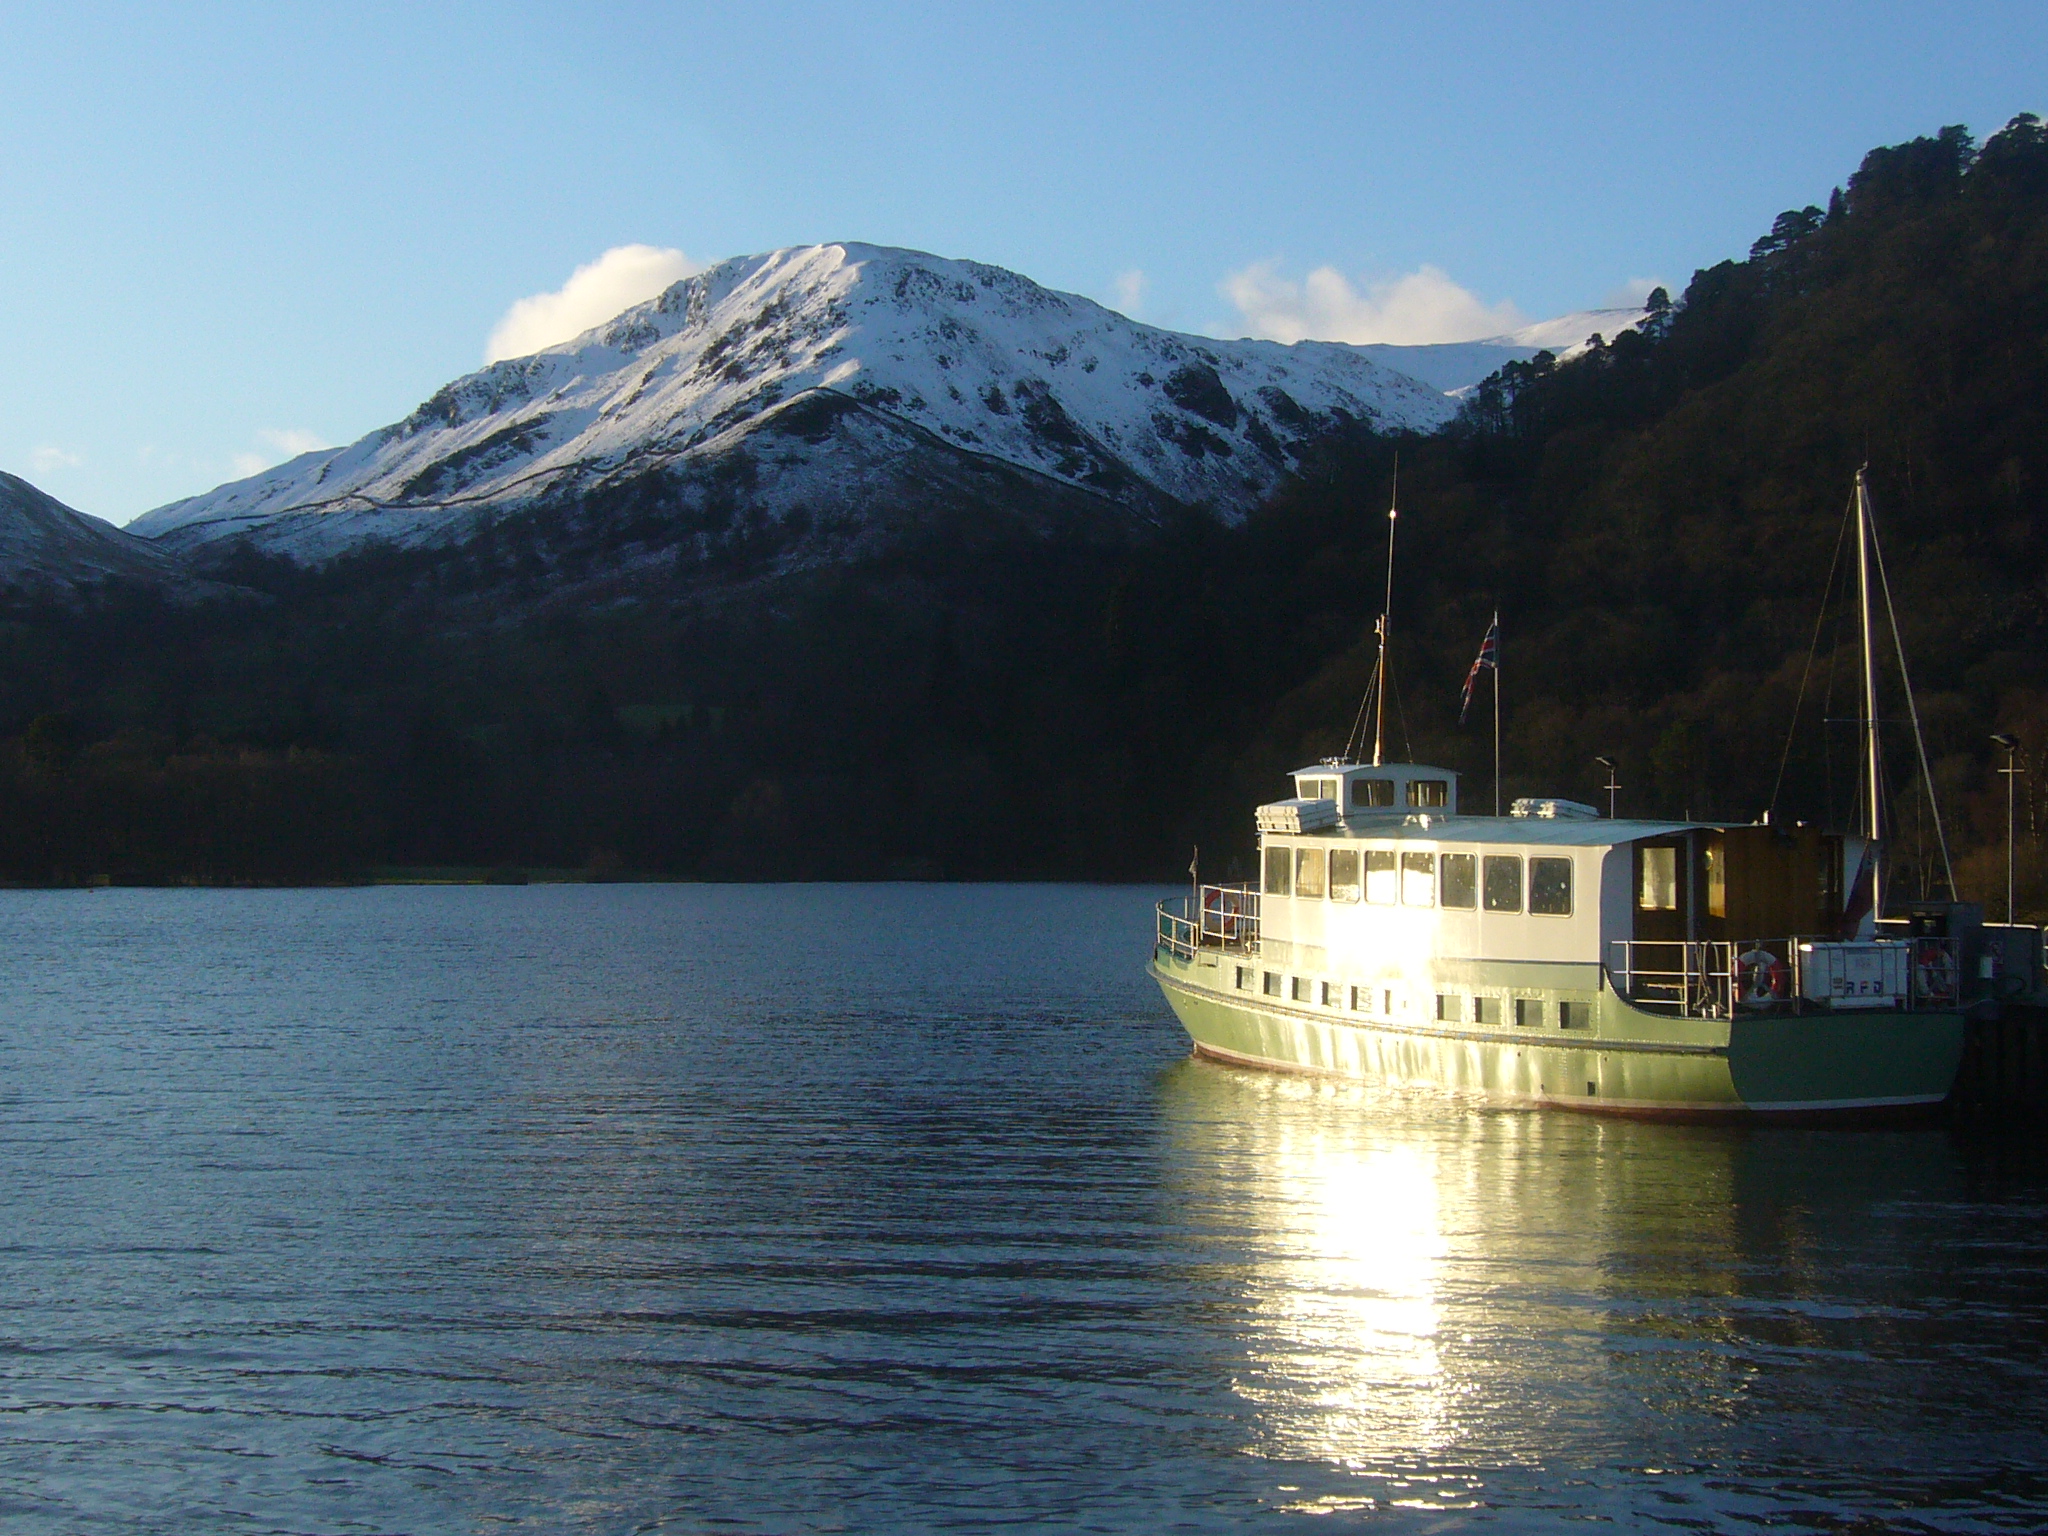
[1492,611,1501,817]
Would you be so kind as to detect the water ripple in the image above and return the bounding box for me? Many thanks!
[0,884,2043,1532]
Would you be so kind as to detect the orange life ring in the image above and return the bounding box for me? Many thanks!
[1737,948,1788,1004]
[1913,939,1956,1001]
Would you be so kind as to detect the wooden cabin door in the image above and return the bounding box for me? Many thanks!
[1633,838,1689,943]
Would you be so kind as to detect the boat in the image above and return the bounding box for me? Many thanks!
[1149,470,1969,1117]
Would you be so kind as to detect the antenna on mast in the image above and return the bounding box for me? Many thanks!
[1339,454,1407,767]
[1372,454,1399,767]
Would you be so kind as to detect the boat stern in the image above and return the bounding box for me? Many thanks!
[1725,1008,1964,1111]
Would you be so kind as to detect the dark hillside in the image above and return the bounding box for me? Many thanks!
[4,116,2048,902]
[1214,114,2048,908]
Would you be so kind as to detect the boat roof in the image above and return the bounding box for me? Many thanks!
[1275,813,1707,848]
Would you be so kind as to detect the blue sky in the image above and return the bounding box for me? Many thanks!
[4,1,2044,525]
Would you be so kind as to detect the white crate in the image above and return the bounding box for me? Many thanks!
[1797,942,1909,1009]
[1255,798,1339,835]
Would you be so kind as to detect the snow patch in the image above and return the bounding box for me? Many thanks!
[133,243,1457,560]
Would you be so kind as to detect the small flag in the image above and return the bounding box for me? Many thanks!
[1189,846,1199,880]
[1459,616,1499,725]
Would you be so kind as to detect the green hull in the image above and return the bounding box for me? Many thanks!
[1150,945,1963,1116]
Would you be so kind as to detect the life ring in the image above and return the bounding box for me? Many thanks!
[1737,948,1788,1005]
[1914,939,1956,1001]
[1204,887,1242,940]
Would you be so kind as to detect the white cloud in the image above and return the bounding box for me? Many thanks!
[31,445,83,474]
[229,452,268,480]
[1221,260,1526,346]
[1110,268,1148,318]
[485,244,704,363]
[1602,277,1666,309]
[259,427,331,457]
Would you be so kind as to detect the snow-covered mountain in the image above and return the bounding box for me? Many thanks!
[1359,306,1649,397]
[130,244,1458,562]
[0,471,197,598]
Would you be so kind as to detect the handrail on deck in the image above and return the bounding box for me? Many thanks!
[1156,883,1262,958]
[1608,939,1739,1018]
[1608,934,1962,1017]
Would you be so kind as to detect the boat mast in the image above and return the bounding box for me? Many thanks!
[1855,466,1884,919]
[1372,459,1398,767]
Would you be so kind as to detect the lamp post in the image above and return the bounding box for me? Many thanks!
[1595,756,1620,819]
[1992,734,2022,925]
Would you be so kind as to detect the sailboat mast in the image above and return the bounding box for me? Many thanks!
[1855,467,1884,918]
[1372,461,1398,767]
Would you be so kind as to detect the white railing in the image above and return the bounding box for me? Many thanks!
[1156,883,1262,959]
[1609,940,1739,1017]
[1608,934,1962,1016]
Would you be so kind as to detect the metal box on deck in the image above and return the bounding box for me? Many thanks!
[1256,798,1339,835]
[1797,941,1909,1009]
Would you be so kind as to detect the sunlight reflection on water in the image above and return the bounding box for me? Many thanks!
[1237,1134,1450,1471]
[1156,1060,2048,1530]
[0,884,2044,1533]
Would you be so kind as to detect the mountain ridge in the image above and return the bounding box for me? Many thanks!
[1357,305,1649,396]
[0,472,205,599]
[131,243,1458,562]
[1,117,2042,893]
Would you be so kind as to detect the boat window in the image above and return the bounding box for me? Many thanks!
[1639,845,1678,910]
[1236,966,1252,990]
[1401,851,1435,906]
[1364,849,1398,904]
[1262,971,1282,996]
[1265,845,1292,896]
[1320,980,1338,1006]
[1351,985,1370,1011]
[1559,1000,1589,1030]
[1407,778,1448,808]
[1440,852,1477,909]
[1295,847,1326,898]
[1436,993,1460,1022]
[1328,848,1361,902]
[1352,777,1395,808]
[1473,996,1502,1026]
[1483,855,1523,912]
[1292,976,1312,1002]
[1530,857,1573,915]
[1515,997,1543,1027]
[1705,837,1726,918]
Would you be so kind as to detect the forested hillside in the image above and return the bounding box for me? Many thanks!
[4,116,2047,903]
[1223,113,2048,909]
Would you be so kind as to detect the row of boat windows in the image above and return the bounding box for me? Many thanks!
[1438,993,1589,1029]
[1298,776,1450,810]
[1266,846,1574,916]
[1232,965,1588,1029]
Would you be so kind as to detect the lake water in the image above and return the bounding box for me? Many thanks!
[1,883,2045,1533]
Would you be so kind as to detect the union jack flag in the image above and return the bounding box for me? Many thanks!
[1459,616,1498,724]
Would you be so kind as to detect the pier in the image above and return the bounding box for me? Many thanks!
[1952,1008,2048,1118]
